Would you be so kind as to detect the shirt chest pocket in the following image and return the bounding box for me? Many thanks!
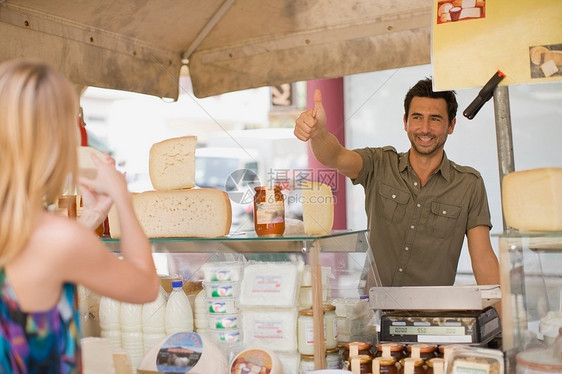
[375,184,410,223]
[430,201,461,238]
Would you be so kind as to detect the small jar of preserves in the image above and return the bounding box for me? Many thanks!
[426,358,445,374]
[341,341,373,368]
[399,358,426,374]
[349,354,373,374]
[375,342,406,361]
[253,185,285,237]
[406,344,437,361]
[372,356,398,374]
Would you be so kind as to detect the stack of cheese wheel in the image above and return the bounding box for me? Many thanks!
[108,136,232,238]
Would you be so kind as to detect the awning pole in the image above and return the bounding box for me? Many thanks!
[493,85,515,232]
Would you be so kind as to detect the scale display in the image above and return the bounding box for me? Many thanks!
[380,307,501,344]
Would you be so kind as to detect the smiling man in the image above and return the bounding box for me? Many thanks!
[294,78,500,288]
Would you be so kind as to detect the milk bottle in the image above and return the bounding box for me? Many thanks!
[165,280,194,335]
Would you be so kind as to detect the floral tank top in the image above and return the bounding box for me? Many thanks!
[0,269,82,373]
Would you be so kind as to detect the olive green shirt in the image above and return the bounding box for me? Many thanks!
[351,146,492,286]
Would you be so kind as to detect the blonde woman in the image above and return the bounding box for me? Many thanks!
[0,59,159,372]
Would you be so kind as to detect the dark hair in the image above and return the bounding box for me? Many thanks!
[404,78,457,123]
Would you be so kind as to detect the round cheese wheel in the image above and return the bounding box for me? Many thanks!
[138,332,227,374]
[230,347,283,374]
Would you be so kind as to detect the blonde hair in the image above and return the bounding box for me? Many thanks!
[0,60,79,266]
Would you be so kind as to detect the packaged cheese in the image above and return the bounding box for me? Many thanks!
[301,181,334,234]
[137,332,227,374]
[149,136,197,190]
[108,188,232,238]
[239,262,301,307]
[230,347,283,374]
[502,168,562,231]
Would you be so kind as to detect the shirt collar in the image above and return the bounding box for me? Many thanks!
[399,150,451,181]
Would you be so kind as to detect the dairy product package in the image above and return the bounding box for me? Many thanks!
[230,347,284,374]
[239,262,302,307]
[137,332,228,374]
[149,136,197,190]
[241,306,298,352]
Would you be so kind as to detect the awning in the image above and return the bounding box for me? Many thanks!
[0,0,432,99]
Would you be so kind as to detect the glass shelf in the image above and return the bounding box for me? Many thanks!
[102,229,370,254]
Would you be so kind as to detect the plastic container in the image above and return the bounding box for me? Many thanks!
[165,280,194,335]
[204,281,241,299]
[207,298,239,314]
[207,313,241,329]
[208,328,241,343]
[445,347,503,374]
[201,261,244,282]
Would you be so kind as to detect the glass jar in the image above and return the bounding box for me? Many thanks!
[299,354,315,373]
[253,185,285,237]
[326,348,342,369]
[372,357,398,374]
[426,358,445,374]
[406,344,437,361]
[298,305,338,354]
[341,340,373,368]
[399,358,426,374]
[349,354,373,374]
[375,342,406,361]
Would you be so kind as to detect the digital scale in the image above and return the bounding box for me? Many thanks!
[370,285,502,345]
[379,306,501,344]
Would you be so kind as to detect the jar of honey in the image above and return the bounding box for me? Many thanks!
[374,343,406,362]
[253,185,285,237]
[372,357,398,374]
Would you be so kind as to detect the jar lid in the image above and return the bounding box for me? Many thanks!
[372,356,396,366]
[349,354,372,364]
[340,340,373,350]
[400,358,424,367]
[426,358,445,368]
[323,304,336,312]
[376,342,404,351]
[326,348,339,354]
[407,343,437,352]
[298,308,313,316]
[171,280,183,288]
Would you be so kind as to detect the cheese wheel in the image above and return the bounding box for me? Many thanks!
[230,347,283,374]
[149,136,197,190]
[137,332,227,374]
[108,188,232,238]
[502,168,562,231]
[301,181,334,234]
[78,146,106,179]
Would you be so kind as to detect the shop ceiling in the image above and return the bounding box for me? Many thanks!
[0,0,432,99]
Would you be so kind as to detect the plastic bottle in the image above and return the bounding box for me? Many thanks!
[142,286,168,353]
[165,280,194,335]
[98,296,121,349]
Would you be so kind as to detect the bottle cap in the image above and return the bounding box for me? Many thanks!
[172,280,183,288]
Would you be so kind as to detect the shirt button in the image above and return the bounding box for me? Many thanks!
[413,182,418,186]
[417,203,421,208]
[410,225,415,229]
[405,247,409,251]
[443,210,447,215]
[398,268,403,272]
[392,194,396,199]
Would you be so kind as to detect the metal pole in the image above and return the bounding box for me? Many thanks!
[492,85,515,232]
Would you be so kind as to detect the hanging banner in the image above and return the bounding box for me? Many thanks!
[432,0,562,90]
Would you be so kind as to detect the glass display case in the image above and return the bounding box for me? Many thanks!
[103,229,380,370]
[497,231,562,373]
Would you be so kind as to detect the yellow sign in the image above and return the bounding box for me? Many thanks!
[432,0,562,90]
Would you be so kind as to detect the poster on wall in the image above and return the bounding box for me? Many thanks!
[432,0,562,91]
